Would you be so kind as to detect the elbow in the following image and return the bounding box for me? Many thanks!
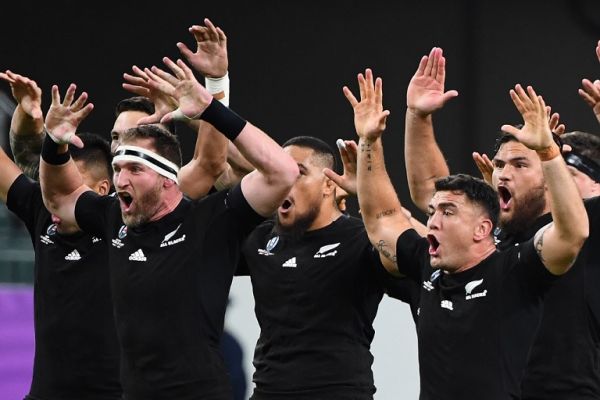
[268,160,299,191]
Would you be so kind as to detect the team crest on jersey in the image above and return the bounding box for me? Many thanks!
[118,225,128,239]
[313,243,340,258]
[47,224,57,236]
[465,279,487,300]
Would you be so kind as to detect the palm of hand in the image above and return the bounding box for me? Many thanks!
[407,77,445,113]
[174,81,210,116]
[354,102,384,140]
[45,105,78,137]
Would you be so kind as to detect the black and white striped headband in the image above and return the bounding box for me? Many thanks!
[113,145,179,184]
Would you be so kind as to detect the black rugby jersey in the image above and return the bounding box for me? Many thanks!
[75,184,262,400]
[396,229,555,400]
[7,174,121,400]
[239,215,398,400]
[513,197,600,399]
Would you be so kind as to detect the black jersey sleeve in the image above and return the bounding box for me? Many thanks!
[505,237,557,295]
[6,173,44,236]
[395,228,430,282]
[74,191,114,237]
[224,184,265,237]
[585,196,600,236]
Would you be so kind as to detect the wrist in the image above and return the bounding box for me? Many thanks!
[199,99,246,141]
[536,143,561,162]
[205,72,230,107]
[406,107,432,119]
[41,133,70,165]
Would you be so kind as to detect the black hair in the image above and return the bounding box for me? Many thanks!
[70,133,113,182]
[115,96,155,117]
[434,174,499,229]
[282,136,337,171]
[561,131,600,164]
[119,125,182,168]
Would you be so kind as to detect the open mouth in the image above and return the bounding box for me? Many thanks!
[427,234,440,255]
[497,186,512,211]
[118,192,134,211]
[279,198,293,213]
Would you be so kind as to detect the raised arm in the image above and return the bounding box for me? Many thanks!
[152,58,298,216]
[502,85,588,274]
[578,40,600,126]
[405,47,458,212]
[344,68,409,275]
[0,71,44,179]
[39,84,94,229]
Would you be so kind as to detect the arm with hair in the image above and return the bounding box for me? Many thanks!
[502,85,588,275]
[344,69,412,275]
[39,84,94,230]
[0,71,44,179]
[148,57,298,217]
[405,47,458,212]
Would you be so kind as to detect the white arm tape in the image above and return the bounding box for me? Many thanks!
[205,72,230,107]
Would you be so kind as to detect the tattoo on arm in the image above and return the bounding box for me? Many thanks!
[376,208,396,219]
[377,239,397,265]
[361,142,372,172]
[10,130,44,181]
[533,224,550,263]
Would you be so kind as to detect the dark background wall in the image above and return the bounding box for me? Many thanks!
[2,0,600,215]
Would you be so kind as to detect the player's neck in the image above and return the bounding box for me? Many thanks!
[307,204,343,232]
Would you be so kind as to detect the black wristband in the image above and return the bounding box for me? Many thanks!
[200,99,247,141]
[41,134,71,165]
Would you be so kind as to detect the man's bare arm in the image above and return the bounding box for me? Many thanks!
[0,71,44,179]
[405,47,458,212]
[502,85,588,274]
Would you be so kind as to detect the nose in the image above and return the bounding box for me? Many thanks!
[496,163,512,182]
[114,169,129,189]
[427,211,441,230]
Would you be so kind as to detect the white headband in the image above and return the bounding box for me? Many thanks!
[113,145,179,184]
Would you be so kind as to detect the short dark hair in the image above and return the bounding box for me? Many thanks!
[434,174,499,228]
[119,125,182,168]
[70,133,113,182]
[115,96,154,117]
[282,136,337,171]
[561,131,600,165]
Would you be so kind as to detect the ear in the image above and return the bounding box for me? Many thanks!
[473,218,493,242]
[96,179,111,196]
[163,178,177,189]
[322,176,336,197]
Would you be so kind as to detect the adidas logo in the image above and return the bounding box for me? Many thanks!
[282,257,297,268]
[129,249,147,262]
[65,249,81,261]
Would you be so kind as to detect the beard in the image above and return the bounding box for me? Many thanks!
[499,183,546,235]
[273,203,321,243]
[121,181,163,228]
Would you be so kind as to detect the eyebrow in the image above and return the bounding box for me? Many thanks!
[428,201,458,210]
[493,156,529,163]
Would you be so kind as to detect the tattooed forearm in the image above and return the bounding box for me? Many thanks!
[10,130,44,181]
[376,209,396,219]
[377,239,397,264]
[360,142,372,172]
